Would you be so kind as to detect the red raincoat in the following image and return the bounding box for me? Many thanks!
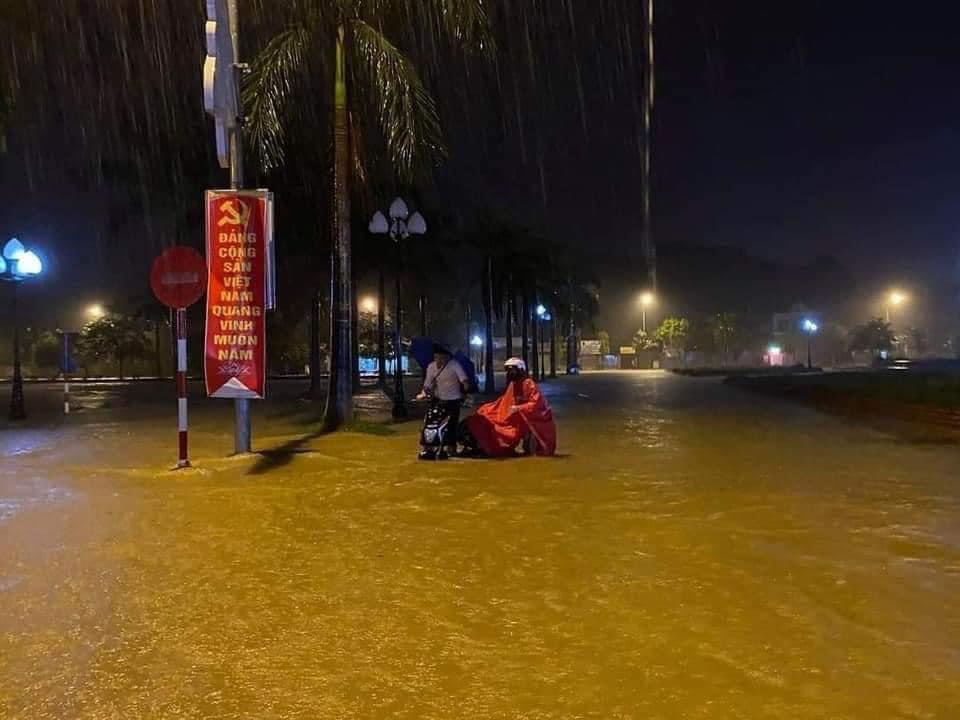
[465,377,557,457]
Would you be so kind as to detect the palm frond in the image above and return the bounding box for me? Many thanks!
[417,0,495,57]
[350,19,446,182]
[243,26,312,172]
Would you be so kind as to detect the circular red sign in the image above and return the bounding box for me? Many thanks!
[150,246,207,309]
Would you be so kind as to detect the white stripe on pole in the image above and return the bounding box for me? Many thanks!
[64,381,70,415]
[176,309,190,468]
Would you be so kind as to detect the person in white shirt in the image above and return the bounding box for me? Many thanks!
[416,344,469,459]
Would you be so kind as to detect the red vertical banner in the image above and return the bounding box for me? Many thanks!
[204,190,273,399]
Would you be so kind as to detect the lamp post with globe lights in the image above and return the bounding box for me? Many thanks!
[369,198,426,419]
[1,238,44,420]
[535,304,548,380]
[801,318,819,370]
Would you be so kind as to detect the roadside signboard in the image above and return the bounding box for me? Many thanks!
[150,246,208,310]
[619,346,637,355]
[580,340,602,355]
[204,189,273,399]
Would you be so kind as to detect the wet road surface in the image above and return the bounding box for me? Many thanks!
[2,371,959,718]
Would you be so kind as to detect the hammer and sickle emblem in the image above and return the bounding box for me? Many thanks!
[218,199,251,228]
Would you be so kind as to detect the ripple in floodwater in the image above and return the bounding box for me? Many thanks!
[0,498,22,523]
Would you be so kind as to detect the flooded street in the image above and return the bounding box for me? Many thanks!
[2,371,959,718]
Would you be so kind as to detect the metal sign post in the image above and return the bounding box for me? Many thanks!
[176,308,190,467]
[205,0,253,453]
[150,247,208,468]
[61,332,71,415]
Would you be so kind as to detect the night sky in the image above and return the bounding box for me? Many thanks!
[654,0,960,282]
[1,0,959,329]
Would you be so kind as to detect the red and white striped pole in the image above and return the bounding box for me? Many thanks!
[176,308,190,468]
[62,331,70,415]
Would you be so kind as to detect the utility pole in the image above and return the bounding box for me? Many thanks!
[641,0,656,289]
[227,0,250,453]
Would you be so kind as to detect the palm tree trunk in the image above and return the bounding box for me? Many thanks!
[351,264,360,394]
[461,301,468,352]
[550,314,557,378]
[505,276,514,358]
[377,268,386,390]
[484,255,496,394]
[309,288,322,398]
[323,25,353,430]
[418,294,427,379]
[521,293,529,367]
[566,304,577,374]
[530,292,540,380]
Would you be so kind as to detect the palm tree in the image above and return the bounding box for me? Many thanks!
[245,2,491,430]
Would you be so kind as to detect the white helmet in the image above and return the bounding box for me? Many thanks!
[504,357,526,372]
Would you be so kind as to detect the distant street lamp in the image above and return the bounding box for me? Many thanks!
[86,303,106,321]
[359,296,377,314]
[1,238,44,420]
[369,198,427,419]
[471,334,484,372]
[801,318,819,370]
[639,291,656,333]
[885,290,907,324]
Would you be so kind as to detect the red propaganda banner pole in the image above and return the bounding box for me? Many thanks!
[176,308,190,468]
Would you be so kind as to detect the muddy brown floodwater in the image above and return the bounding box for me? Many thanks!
[1,371,959,718]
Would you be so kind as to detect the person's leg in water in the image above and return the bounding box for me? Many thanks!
[456,418,487,458]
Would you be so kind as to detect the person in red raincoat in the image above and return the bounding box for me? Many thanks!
[460,357,557,457]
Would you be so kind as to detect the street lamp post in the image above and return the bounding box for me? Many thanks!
[536,304,547,380]
[549,311,557,378]
[639,291,655,334]
[377,273,387,390]
[470,334,484,373]
[370,198,426,420]
[801,318,819,370]
[1,238,44,421]
[885,290,907,324]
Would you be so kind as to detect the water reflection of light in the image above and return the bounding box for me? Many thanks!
[2,431,55,457]
[624,415,673,449]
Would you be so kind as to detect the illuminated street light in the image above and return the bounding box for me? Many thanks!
[1,237,45,420]
[536,304,547,317]
[801,318,819,369]
[359,296,377,314]
[471,334,484,347]
[86,303,106,320]
[638,291,656,333]
[885,290,908,323]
